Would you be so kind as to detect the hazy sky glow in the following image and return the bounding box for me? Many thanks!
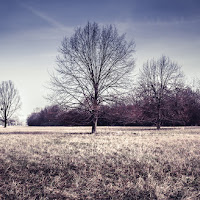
[0,0,200,122]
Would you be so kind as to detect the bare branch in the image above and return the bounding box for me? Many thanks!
[48,22,135,133]
[137,55,184,129]
[0,80,21,127]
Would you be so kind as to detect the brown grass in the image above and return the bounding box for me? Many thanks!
[0,126,200,199]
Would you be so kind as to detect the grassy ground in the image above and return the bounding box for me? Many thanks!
[0,126,200,199]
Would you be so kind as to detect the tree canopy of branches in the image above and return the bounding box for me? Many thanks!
[0,80,21,127]
[49,22,135,133]
[137,55,184,129]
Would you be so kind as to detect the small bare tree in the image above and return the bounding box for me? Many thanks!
[49,22,135,133]
[0,80,21,128]
[137,55,184,129]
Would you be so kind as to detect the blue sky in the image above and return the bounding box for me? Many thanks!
[0,0,200,123]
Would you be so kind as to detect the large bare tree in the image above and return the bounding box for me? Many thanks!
[49,22,135,133]
[137,55,184,129]
[0,80,21,128]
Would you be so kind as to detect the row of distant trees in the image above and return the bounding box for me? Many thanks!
[27,82,200,127]
[27,22,200,132]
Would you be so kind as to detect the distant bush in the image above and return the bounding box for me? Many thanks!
[27,105,91,126]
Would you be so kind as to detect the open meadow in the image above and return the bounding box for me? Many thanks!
[0,126,200,199]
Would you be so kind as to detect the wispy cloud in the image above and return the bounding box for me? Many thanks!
[19,1,68,31]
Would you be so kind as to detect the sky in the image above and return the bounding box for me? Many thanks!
[0,0,200,123]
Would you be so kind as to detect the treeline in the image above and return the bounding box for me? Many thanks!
[27,104,135,126]
[27,85,200,126]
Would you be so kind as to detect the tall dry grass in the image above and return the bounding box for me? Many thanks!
[0,126,200,199]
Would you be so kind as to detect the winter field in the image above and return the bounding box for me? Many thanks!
[0,126,200,199]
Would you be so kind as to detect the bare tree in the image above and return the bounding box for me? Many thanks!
[0,80,21,128]
[49,22,135,133]
[137,55,184,129]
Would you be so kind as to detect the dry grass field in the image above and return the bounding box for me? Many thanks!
[0,126,200,199]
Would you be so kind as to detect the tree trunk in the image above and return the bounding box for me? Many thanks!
[91,107,98,134]
[156,119,161,130]
[4,113,7,128]
[156,104,161,130]
[92,115,98,134]
[91,85,99,134]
